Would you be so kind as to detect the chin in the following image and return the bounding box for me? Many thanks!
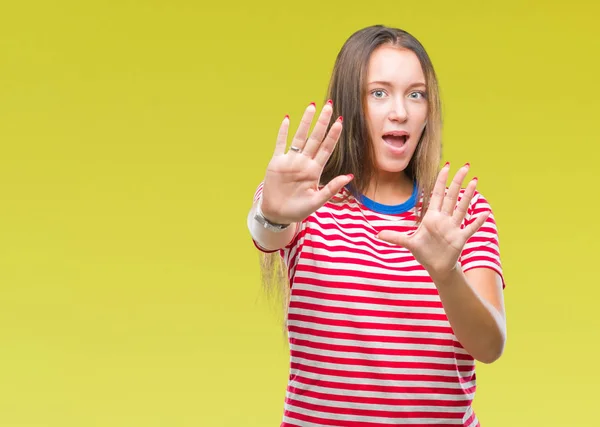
[375,158,412,175]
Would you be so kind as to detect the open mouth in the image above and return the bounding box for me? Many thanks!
[382,132,409,148]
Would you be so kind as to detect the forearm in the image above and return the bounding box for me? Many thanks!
[431,267,506,364]
[247,200,298,252]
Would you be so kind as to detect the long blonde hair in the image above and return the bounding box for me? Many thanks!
[258,25,443,321]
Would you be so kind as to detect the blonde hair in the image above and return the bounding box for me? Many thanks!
[258,25,443,323]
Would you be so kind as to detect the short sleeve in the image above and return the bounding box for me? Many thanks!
[459,190,506,289]
[249,182,306,260]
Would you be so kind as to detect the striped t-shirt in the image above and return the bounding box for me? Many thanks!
[251,182,504,427]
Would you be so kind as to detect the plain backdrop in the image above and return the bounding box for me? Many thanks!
[0,1,598,426]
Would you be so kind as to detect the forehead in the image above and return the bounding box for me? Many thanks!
[366,45,425,84]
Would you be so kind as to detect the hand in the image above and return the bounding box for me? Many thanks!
[376,162,489,281]
[260,101,353,224]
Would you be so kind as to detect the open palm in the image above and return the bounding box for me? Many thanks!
[260,102,353,225]
[377,163,489,279]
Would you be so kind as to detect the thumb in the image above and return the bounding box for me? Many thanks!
[376,229,411,248]
[313,174,354,207]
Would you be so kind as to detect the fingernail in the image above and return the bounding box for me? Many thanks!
[284,114,289,120]
[444,161,450,167]
[464,162,470,168]
[347,173,354,180]
[309,102,315,107]
[473,176,478,181]
[327,99,333,105]
[339,116,343,122]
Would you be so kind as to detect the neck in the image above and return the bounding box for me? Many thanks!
[364,171,414,205]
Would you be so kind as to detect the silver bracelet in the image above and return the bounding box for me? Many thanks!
[253,199,291,233]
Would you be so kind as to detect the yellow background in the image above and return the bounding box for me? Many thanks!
[0,0,598,426]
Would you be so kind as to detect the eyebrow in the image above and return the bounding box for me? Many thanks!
[368,80,426,88]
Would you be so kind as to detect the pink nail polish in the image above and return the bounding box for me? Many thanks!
[464,162,470,168]
[310,102,315,107]
[444,161,450,167]
[347,173,354,180]
[339,116,343,122]
[284,114,289,120]
[327,99,333,105]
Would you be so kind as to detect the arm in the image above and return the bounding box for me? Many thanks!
[431,267,506,364]
[377,162,508,364]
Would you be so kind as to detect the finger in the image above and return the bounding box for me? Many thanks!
[441,163,470,216]
[311,173,354,208]
[462,209,490,240]
[376,229,410,248]
[453,177,477,225]
[303,100,334,157]
[428,162,451,212]
[273,114,290,157]
[289,102,317,152]
[314,117,343,166]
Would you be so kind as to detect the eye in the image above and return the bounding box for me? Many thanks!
[409,91,427,100]
[371,89,387,99]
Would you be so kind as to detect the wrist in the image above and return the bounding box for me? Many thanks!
[428,262,463,286]
[254,199,291,232]
[258,197,292,225]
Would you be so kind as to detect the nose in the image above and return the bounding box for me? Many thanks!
[388,98,408,123]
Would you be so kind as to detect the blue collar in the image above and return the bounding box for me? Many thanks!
[356,181,418,214]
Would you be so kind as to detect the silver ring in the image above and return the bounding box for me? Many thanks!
[290,146,302,153]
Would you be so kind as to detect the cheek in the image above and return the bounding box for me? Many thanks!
[411,105,428,129]
[365,108,384,134]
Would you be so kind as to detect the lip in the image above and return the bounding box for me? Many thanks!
[382,130,410,137]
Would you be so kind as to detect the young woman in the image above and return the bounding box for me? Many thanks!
[247,25,506,427]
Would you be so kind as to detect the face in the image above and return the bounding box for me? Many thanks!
[364,45,428,180]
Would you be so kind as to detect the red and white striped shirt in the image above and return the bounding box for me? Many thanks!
[252,182,504,427]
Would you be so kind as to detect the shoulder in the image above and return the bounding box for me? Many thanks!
[462,189,495,216]
[460,189,500,236]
